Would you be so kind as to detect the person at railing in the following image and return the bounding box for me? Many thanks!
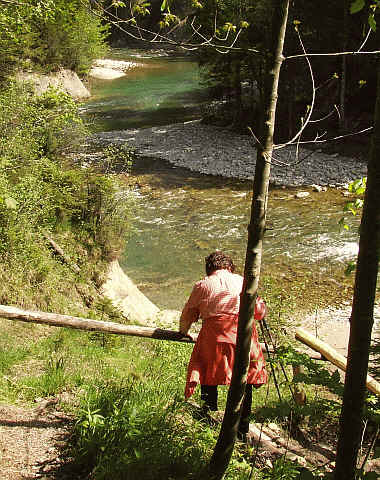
[179,251,268,440]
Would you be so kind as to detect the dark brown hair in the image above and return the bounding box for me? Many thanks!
[205,251,236,275]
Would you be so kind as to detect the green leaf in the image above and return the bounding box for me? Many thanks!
[343,202,354,212]
[223,22,237,32]
[192,0,203,8]
[345,261,356,276]
[350,0,365,14]
[373,446,380,459]
[369,14,377,31]
[362,471,379,479]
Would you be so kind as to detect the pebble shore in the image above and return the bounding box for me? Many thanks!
[93,120,368,187]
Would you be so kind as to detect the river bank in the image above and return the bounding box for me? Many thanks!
[92,120,368,187]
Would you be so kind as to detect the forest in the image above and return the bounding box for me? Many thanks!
[0,0,379,479]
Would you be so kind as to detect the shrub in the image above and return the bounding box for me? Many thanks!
[0,0,109,81]
[0,81,131,312]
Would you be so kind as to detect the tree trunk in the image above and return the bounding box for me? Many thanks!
[334,59,380,480]
[0,304,194,342]
[203,1,290,478]
[231,59,243,128]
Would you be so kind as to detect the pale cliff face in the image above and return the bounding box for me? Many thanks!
[16,69,91,100]
[101,260,160,326]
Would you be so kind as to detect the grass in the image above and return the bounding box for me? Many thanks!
[0,312,352,480]
[0,270,377,479]
[0,319,263,478]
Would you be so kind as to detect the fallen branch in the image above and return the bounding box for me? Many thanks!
[0,305,277,351]
[187,401,332,466]
[262,424,335,463]
[43,232,80,274]
[296,327,380,396]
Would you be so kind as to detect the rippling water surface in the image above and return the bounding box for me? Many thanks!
[121,159,359,310]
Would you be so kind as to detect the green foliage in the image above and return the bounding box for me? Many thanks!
[0,81,131,313]
[338,177,366,275]
[0,0,109,80]
[260,275,296,340]
[195,0,379,138]
[40,1,110,75]
[0,346,29,376]
[26,351,67,397]
[260,458,301,480]
[350,0,380,31]
[69,339,215,479]
[133,0,151,16]
[277,346,344,398]
[351,0,366,14]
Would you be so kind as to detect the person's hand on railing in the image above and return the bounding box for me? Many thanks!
[179,330,195,341]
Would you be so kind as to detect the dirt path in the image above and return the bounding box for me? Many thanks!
[0,401,73,480]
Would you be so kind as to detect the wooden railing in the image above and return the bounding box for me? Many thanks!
[1,304,379,396]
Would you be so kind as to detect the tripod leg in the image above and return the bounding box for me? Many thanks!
[259,321,282,402]
[262,320,296,401]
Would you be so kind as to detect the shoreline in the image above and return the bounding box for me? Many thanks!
[92,120,368,188]
[88,58,143,80]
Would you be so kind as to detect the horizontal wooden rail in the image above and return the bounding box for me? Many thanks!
[0,305,195,343]
[296,327,380,396]
[0,305,330,363]
[0,305,283,354]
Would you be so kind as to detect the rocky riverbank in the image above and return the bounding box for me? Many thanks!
[92,120,368,187]
[89,58,143,80]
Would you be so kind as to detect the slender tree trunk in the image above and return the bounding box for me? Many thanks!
[202,1,290,479]
[334,59,380,480]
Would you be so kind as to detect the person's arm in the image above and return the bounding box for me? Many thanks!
[254,296,267,321]
[179,282,203,335]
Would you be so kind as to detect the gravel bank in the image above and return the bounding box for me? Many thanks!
[93,120,368,187]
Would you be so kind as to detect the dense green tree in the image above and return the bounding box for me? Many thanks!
[196,0,377,139]
[0,0,109,80]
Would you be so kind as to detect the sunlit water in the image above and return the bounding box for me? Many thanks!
[81,49,209,131]
[81,50,362,311]
[120,159,360,310]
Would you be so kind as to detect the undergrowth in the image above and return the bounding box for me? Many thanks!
[2,310,380,479]
[0,81,134,314]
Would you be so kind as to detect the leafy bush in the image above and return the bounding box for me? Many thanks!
[0,0,109,81]
[0,81,132,312]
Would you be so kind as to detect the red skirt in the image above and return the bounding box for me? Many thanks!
[184,315,268,398]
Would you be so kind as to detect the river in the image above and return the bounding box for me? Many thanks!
[81,49,362,313]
